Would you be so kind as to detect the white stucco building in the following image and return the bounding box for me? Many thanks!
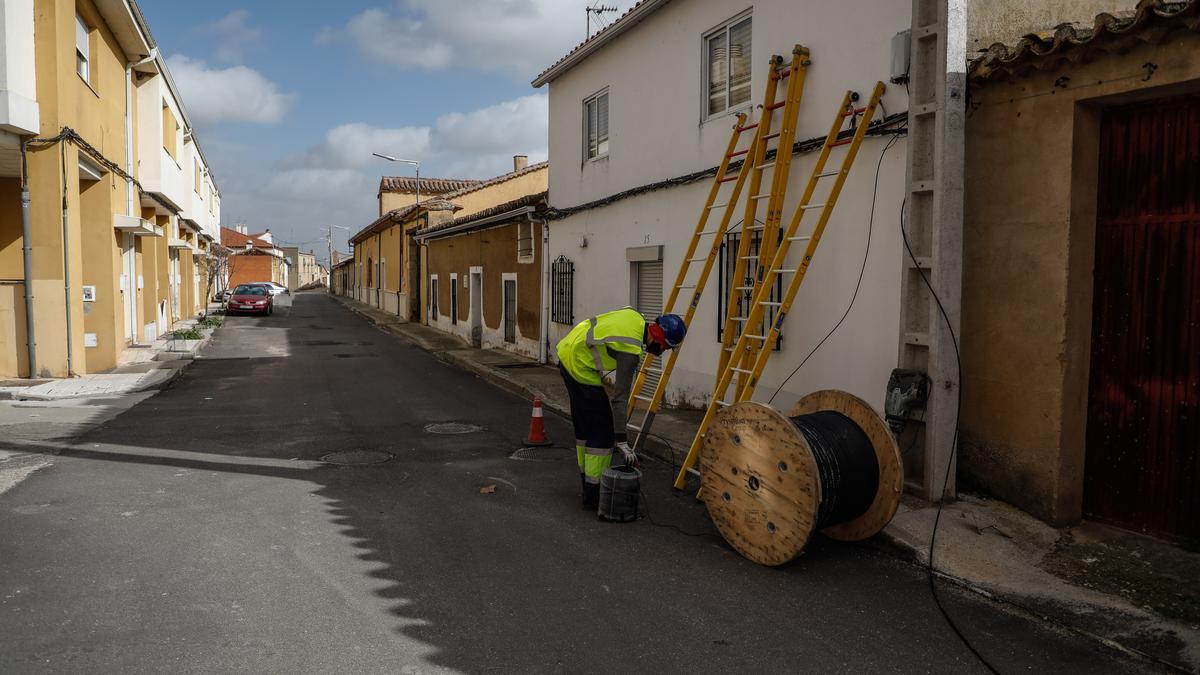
[533,0,912,411]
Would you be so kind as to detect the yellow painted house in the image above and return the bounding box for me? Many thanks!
[0,0,221,378]
[351,157,548,321]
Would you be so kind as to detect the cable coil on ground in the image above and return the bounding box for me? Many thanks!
[700,390,902,566]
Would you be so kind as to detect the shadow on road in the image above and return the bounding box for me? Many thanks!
[0,293,1152,673]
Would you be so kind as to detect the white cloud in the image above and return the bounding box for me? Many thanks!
[319,0,636,78]
[201,10,262,63]
[166,55,296,126]
[209,93,549,262]
[282,93,547,176]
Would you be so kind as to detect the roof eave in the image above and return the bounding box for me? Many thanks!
[416,205,537,241]
[531,0,671,87]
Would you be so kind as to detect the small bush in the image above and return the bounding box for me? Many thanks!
[172,328,204,340]
[199,315,223,328]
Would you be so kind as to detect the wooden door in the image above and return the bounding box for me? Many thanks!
[1085,96,1200,541]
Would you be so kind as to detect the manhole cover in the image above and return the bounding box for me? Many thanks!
[510,447,570,461]
[424,422,484,435]
[320,449,393,465]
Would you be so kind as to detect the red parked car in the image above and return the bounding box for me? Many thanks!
[226,284,274,315]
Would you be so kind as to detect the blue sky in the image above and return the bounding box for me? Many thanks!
[139,1,636,261]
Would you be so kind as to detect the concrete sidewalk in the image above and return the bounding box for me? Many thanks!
[0,313,218,402]
[331,292,1199,672]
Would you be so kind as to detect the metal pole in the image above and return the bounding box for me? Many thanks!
[19,141,37,378]
[408,165,419,317]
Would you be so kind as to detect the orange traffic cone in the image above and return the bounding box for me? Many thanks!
[524,396,552,446]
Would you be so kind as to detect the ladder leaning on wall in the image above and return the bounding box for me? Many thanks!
[673,82,889,491]
[625,46,813,455]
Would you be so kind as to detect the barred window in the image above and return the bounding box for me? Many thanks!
[717,226,782,350]
[551,255,575,325]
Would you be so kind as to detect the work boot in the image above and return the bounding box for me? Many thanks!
[581,479,600,510]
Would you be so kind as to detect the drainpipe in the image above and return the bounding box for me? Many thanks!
[536,215,550,365]
[59,143,75,376]
[19,141,37,377]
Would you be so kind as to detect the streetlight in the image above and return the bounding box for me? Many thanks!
[372,153,420,317]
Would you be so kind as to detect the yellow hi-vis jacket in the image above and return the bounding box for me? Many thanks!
[557,307,646,386]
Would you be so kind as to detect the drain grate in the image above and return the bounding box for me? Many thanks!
[510,446,571,461]
[320,449,393,465]
[424,422,484,435]
[303,340,344,346]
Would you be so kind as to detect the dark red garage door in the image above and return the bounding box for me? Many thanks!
[1085,96,1200,542]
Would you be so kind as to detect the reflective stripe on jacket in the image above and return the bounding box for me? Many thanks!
[556,307,645,386]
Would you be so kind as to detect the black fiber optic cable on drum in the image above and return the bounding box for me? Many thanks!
[791,411,879,528]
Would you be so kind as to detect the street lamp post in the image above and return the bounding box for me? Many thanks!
[372,153,420,318]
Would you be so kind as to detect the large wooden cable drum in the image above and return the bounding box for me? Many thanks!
[700,390,903,566]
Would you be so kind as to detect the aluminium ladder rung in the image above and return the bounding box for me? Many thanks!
[626,423,642,432]
[788,236,812,242]
[817,170,840,178]
[801,203,828,210]
[687,256,709,262]
[730,367,753,374]
[751,194,771,200]
[707,202,729,210]
[730,316,748,322]
[758,161,777,171]
[715,400,734,407]
[759,301,783,307]
[677,284,697,290]
[763,132,782,140]
[634,395,654,402]
[743,334,768,341]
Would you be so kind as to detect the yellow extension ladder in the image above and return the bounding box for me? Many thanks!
[626,47,812,454]
[673,82,888,490]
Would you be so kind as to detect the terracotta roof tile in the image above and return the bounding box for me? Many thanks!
[418,192,548,238]
[378,176,483,194]
[970,0,1199,81]
[220,226,271,249]
[350,199,461,244]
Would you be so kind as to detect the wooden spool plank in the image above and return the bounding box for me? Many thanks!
[790,390,903,542]
[700,402,820,566]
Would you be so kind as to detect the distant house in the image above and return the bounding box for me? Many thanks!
[221,226,290,289]
[350,157,548,322]
[416,191,549,359]
[279,247,321,290]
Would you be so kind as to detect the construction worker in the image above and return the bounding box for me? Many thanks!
[556,307,687,508]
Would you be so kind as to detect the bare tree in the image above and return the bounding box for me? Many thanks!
[199,244,231,318]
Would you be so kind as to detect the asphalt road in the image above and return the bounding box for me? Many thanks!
[0,293,1154,674]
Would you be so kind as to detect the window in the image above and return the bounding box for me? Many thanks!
[75,14,91,83]
[194,159,202,193]
[503,278,517,343]
[163,103,178,158]
[583,89,609,160]
[450,274,459,325]
[516,222,534,262]
[551,256,574,325]
[705,15,752,117]
[717,227,782,351]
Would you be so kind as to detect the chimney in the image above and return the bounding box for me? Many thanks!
[513,154,528,172]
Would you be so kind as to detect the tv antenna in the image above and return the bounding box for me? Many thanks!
[586,3,619,38]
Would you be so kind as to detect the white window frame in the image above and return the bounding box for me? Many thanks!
[702,11,753,121]
[75,13,91,84]
[582,88,610,161]
[516,221,535,263]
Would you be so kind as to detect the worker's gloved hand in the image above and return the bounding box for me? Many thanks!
[616,442,638,467]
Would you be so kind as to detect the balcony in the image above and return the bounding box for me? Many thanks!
[113,214,160,237]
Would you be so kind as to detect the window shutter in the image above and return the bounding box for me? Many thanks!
[728,18,752,107]
[597,93,609,155]
[707,32,728,115]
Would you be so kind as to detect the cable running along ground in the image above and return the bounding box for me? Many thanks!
[900,198,999,674]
